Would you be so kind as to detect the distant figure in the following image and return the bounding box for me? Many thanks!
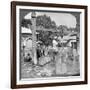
[37,48,42,60]
[52,39,58,51]
[22,39,26,56]
[24,53,32,62]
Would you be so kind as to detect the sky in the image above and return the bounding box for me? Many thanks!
[24,11,76,28]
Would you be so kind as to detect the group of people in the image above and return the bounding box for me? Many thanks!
[21,34,78,64]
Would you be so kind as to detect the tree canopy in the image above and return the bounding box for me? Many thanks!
[21,19,32,28]
[21,14,56,29]
[37,31,53,46]
[57,25,68,37]
[36,14,56,29]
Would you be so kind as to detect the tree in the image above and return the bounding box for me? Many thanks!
[37,31,53,46]
[51,21,56,29]
[21,14,56,30]
[36,14,56,29]
[57,25,68,37]
[21,19,32,28]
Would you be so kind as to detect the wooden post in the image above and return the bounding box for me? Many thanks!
[31,12,37,64]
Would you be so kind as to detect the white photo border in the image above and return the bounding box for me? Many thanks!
[16,5,85,85]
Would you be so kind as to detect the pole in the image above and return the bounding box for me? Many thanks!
[31,12,37,64]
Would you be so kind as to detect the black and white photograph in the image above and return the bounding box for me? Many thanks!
[11,1,87,88]
[20,10,80,79]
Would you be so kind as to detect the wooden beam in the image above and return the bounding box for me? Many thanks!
[31,12,37,64]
